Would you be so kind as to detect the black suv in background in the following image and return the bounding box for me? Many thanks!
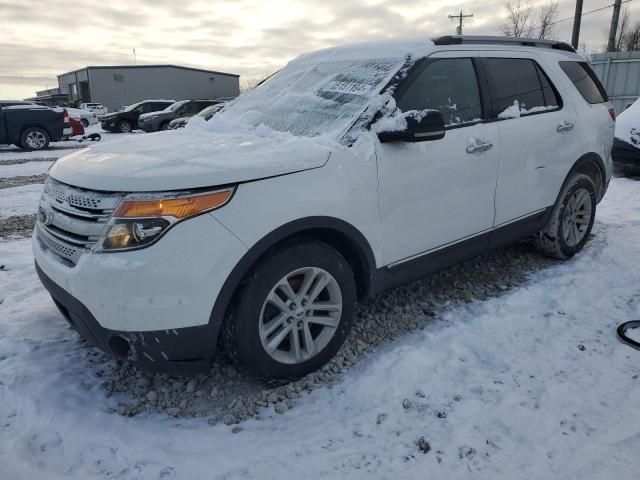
[100,100,175,133]
[138,100,221,132]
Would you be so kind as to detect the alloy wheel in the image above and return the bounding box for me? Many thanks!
[258,267,343,365]
[562,188,592,247]
[25,131,47,149]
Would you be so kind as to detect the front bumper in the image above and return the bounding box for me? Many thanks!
[138,118,162,132]
[36,262,213,375]
[32,210,248,373]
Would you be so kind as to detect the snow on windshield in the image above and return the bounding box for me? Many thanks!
[217,58,406,137]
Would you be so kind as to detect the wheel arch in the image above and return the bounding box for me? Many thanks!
[20,123,52,138]
[208,216,377,341]
[566,152,607,202]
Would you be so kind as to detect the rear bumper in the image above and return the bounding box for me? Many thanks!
[36,262,214,375]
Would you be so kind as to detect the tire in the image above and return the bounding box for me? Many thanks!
[20,127,50,151]
[117,120,132,133]
[160,122,170,131]
[222,239,357,382]
[80,118,89,128]
[534,173,597,259]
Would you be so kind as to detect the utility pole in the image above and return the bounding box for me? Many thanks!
[133,48,137,65]
[607,0,623,52]
[571,0,583,49]
[448,10,474,35]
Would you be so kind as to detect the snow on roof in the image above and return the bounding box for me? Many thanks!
[289,38,435,66]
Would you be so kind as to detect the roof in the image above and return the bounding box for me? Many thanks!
[58,64,239,78]
[289,35,578,67]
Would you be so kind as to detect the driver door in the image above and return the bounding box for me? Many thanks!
[376,52,500,265]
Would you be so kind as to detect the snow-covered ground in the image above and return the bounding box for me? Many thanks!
[0,183,43,218]
[0,161,54,178]
[0,177,639,479]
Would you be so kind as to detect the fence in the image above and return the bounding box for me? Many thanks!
[591,51,640,114]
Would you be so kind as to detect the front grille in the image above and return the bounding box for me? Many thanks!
[37,178,124,265]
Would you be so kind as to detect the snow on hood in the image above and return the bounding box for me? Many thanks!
[615,98,640,147]
[48,127,332,192]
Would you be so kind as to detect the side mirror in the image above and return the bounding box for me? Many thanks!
[377,110,446,143]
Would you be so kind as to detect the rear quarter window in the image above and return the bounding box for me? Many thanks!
[559,61,608,104]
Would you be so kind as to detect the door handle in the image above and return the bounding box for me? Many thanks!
[466,142,493,154]
[557,121,575,133]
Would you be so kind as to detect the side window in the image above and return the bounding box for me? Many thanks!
[395,58,482,127]
[484,58,560,119]
[559,61,608,104]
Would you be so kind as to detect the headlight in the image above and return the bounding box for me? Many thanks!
[95,188,234,252]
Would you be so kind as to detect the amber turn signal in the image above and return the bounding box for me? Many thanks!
[114,189,233,219]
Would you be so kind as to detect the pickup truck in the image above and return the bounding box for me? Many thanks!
[0,100,68,150]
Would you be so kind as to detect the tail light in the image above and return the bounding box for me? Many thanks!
[608,108,616,122]
[63,109,70,124]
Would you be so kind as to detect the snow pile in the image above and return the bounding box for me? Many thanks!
[497,100,559,119]
[615,98,640,146]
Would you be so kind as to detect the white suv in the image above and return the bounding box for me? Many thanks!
[33,36,614,380]
[79,102,108,116]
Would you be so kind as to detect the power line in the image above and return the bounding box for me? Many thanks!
[529,0,633,33]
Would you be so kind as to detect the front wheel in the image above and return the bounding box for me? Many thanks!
[222,239,357,382]
[534,173,597,259]
[117,120,132,133]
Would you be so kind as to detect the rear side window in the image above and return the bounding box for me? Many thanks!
[483,58,561,119]
[559,61,608,104]
[395,58,482,127]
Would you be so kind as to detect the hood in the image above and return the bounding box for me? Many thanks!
[139,110,166,120]
[48,129,332,192]
[100,112,119,120]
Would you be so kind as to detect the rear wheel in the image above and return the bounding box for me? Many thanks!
[534,173,596,259]
[80,118,89,128]
[117,120,132,133]
[20,127,50,151]
[222,239,357,382]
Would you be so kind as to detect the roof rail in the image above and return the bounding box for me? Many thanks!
[432,35,576,53]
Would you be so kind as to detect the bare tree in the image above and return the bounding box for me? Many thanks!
[502,0,534,37]
[537,0,559,39]
[615,8,631,52]
[501,0,559,39]
[623,22,640,51]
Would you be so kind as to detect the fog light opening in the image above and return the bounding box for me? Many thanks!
[108,335,131,358]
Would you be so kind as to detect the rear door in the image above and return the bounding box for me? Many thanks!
[376,52,501,265]
[479,54,579,225]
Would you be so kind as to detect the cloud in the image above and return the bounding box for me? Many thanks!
[2,0,639,98]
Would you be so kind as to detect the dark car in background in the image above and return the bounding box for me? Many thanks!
[99,99,175,133]
[0,101,68,150]
[168,103,225,129]
[138,100,221,132]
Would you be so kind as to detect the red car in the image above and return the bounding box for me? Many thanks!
[67,116,85,138]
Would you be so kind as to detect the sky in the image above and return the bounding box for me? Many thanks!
[1,0,640,100]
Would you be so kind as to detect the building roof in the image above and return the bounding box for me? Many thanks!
[58,64,239,78]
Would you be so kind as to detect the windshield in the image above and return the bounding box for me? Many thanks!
[165,100,189,112]
[197,104,222,117]
[124,102,143,112]
[218,58,404,137]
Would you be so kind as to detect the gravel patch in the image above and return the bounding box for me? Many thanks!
[95,241,558,424]
[0,158,57,166]
[0,174,48,189]
[0,214,36,240]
